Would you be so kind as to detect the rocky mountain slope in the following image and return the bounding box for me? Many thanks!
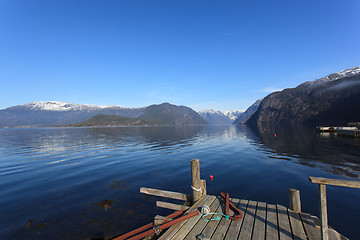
[199,110,243,124]
[233,99,263,124]
[140,103,208,126]
[247,66,360,128]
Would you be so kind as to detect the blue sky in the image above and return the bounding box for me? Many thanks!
[1,0,359,111]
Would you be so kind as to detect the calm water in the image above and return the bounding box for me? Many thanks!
[0,125,359,239]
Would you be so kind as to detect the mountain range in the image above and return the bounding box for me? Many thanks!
[247,66,360,128]
[233,99,263,124]
[0,102,209,128]
[199,109,244,124]
[1,66,359,128]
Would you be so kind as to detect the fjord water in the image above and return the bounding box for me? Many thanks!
[0,125,359,239]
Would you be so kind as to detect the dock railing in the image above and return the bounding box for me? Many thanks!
[309,177,360,240]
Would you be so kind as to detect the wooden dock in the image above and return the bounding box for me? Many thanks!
[158,194,346,240]
[116,160,355,240]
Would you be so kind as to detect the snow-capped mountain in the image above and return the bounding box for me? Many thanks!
[247,66,360,128]
[0,101,145,128]
[199,109,244,124]
[233,98,263,124]
[13,101,128,111]
[299,66,360,87]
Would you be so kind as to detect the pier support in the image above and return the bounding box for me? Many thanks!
[319,184,329,240]
[191,159,201,204]
[288,188,301,213]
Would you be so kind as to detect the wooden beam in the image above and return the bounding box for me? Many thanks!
[309,177,360,188]
[156,201,190,211]
[140,187,191,201]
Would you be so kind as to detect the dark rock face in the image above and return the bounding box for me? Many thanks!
[247,67,360,129]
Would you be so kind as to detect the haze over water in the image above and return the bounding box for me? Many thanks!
[0,125,359,239]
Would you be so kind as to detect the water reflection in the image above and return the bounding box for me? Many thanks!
[0,126,207,156]
[249,124,360,178]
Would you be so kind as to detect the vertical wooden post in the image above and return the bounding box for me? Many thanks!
[319,184,329,240]
[288,188,301,213]
[201,179,207,196]
[191,159,201,204]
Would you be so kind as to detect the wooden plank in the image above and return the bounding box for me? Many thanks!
[158,195,210,240]
[156,201,190,211]
[238,200,257,240]
[266,204,279,240]
[309,177,360,188]
[288,209,307,240]
[277,204,292,240]
[183,196,221,240]
[212,198,246,239]
[252,201,266,240]
[200,196,226,238]
[300,212,321,240]
[223,198,243,240]
[140,187,191,201]
[311,216,349,240]
[170,195,216,239]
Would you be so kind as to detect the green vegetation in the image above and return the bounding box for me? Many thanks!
[65,114,152,127]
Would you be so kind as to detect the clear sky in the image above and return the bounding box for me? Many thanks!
[1,0,359,111]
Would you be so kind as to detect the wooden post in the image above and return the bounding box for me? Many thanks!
[288,188,301,213]
[319,184,329,240]
[191,159,201,203]
[201,179,207,196]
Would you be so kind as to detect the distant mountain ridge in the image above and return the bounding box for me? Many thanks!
[199,110,243,124]
[233,99,263,124]
[247,66,360,128]
[0,102,207,128]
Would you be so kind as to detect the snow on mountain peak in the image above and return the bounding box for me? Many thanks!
[198,109,244,122]
[23,101,125,111]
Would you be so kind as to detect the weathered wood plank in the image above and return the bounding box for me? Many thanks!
[183,196,221,240]
[170,195,216,239]
[266,204,279,240]
[238,200,257,240]
[212,198,246,239]
[158,195,210,240]
[223,198,243,240]
[288,209,307,240]
[252,201,266,240]
[277,204,292,240]
[300,212,321,240]
[156,201,190,211]
[311,216,349,240]
[200,196,225,238]
[309,177,360,188]
[140,187,190,201]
